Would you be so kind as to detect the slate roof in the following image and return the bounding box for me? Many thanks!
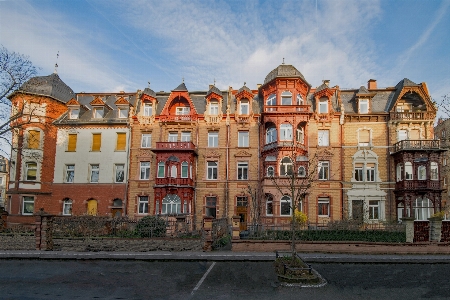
[16,73,75,103]
[263,64,310,87]
[340,89,394,114]
[142,87,156,97]
[206,85,222,97]
[386,78,420,112]
[172,82,188,91]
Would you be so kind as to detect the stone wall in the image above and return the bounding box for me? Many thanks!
[53,238,203,252]
[0,234,35,250]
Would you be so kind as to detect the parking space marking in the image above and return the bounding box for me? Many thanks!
[191,262,216,295]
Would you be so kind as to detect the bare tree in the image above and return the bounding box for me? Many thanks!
[435,93,450,120]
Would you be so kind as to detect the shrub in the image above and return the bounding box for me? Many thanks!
[135,216,167,238]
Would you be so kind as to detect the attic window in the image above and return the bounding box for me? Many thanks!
[143,103,152,116]
[359,99,368,114]
[210,101,219,115]
[176,107,190,115]
[240,99,249,114]
[69,108,79,119]
[319,98,328,114]
[396,103,412,112]
[93,107,104,118]
[118,107,128,118]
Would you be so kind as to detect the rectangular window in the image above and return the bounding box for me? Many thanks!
[115,164,124,183]
[354,163,363,181]
[138,196,148,214]
[418,166,426,180]
[157,162,165,178]
[240,101,249,115]
[280,124,293,141]
[398,130,408,142]
[318,198,330,216]
[206,196,217,218]
[237,196,248,207]
[63,200,72,215]
[369,200,379,220]
[181,162,188,178]
[176,107,190,115]
[207,161,218,180]
[93,107,104,118]
[359,99,368,113]
[92,133,101,151]
[168,132,178,142]
[140,162,150,180]
[237,162,248,180]
[65,165,75,183]
[410,129,420,140]
[366,163,375,182]
[143,103,152,116]
[319,100,328,113]
[318,161,329,180]
[26,162,37,181]
[116,133,126,151]
[28,130,40,149]
[210,103,219,115]
[181,132,191,142]
[118,107,128,118]
[141,133,151,148]
[69,108,79,119]
[208,132,218,147]
[359,130,370,146]
[431,163,438,180]
[22,196,34,215]
[238,131,249,147]
[318,130,329,146]
[67,134,77,152]
[90,164,99,183]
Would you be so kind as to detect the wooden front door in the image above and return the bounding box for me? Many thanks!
[237,206,247,231]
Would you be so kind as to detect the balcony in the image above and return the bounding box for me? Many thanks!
[262,141,307,153]
[155,177,194,187]
[159,115,197,122]
[264,105,310,113]
[395,180,441,191]
[154,142,197,152]
[390,112,434,121]
[393,140,441,153]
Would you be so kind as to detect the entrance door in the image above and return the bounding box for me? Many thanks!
[352,200,364,222]
[236,206,247,231]
[87,199,98,216]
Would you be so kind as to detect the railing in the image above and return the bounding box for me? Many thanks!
[264,105,310,113]
[390,112,434,121]
[155,177,194,186]
[155,142,196,150]
[237,115,250,123]
[395,180,441,190]
[393,140,440,152]
[137,115,154,125]
[262,141,306,152]
[159,115,197,122]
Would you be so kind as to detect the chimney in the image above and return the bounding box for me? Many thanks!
[368,79,377,90]
[323,80,330,86]
[257,84,262,89]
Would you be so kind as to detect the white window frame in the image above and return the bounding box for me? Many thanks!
[238,131,249,147]
[65,164,75,183]
[176,107,190,115]
[359,99,368,114]
[207,161,218,180]
[63,199,72,216]
[140,162,150,180]
[318,161,329,180]
[413,198,434,221]
[266,94,276,106]
[280,124,292,141]
[143,103,152,116]
[431,162,438,180]
[115,164,125,183]
[25,162,37,181]
[280,196,292,216]
[90,164,99,183]
[354,163,363,181]
[266,127,277,144]
[398,130,408,142]
[237,162,248,180]
[22,196,34,215]
[208,132,219,147]
[93,107,104,118]
[405,162,413,180]
[396,163,404,182]
[366,163,376,182]
[141,133,151,148]
[240,100,249,115]
[280,157,293,176]
[281,91,292,105]
[181,132,191,142]
[210,102,219,115]
[318,130,330,146]
[418,165,426,180]
[318,198,330,217]
[170,165,177,178]
[319,99,328,113]
[369,200,379,220]
[118,107,128,118]
[138,196,149,214]
[297,94,304,105]
[168,132,178,142]
[69,108,80,119]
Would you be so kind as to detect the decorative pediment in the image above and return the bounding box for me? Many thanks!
[66,98,80,106]
[115,97,130,105]
[236,88,254,101]
[234,150,252,157]
[317,148,334,158]
[90,96,105,106]
[204,150,221,158]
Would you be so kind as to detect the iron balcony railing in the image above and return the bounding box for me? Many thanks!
[395,180,441,190]
[264,105,310,113]
[390,112,435,121]
[155,177,194,186]
[155,142,196,150]
[393,140,440,152]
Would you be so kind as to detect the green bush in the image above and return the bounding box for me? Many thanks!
[135,216,167,238]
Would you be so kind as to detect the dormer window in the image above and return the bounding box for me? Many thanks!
[176,107,190,115]
[319,98,328,113]
[143,103,152,116]
[210,101,219,115]
[281,91,292,105]
[359,99,368,114]
[69,108,80,119]
[93,107,104,118]
[118,107,128,118]
[240,99,249,114]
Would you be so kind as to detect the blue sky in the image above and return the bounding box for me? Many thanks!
[1,0,449,100]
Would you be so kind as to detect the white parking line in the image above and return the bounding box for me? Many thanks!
[191,262,216,295]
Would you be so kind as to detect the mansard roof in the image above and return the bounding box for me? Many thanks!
[142,87,156,97]
[263,64,310,87]
[206,85,222,98]
[15,73,75,103]
[340,89,394,114]
[172,82,188,91]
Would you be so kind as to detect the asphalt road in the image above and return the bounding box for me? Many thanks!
[1,260,450,300]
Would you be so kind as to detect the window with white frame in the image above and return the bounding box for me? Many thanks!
[359,99,368,113]
[63,199,72,215]
[90,164,99,183]
[266,194,273,216]
[181,162,189,178]
[396,163,404,181]
[318,161,329,180]
[22,196,34,215]
[318,130,329,146]
[281,91,292,105]
[267,166,274,177]
[240,100,249,114]
[369,200,379,220]
[69,108,80,119]
[93,107,104,118]
[318,197,330,216]
[398,130,408,142]
[280,124,292,141]
[210,101,219,115]
[298,166,306,177]
[413,197,434,221]
[358,129,370,146]
[162,194,181,214]
[206,196,217,218]
[25,162,37,181]
[237,162,248,180]
[280,157,293,176]
[319,98,328,113]
[176,106,190,115]
[397,203,410,221]
[266,127,277,144]
[354,163,363,181]
[280,196,292,216]
[140,162,150,180]
[266,94,276,106]
[115,164,125,182]
[118,107,128,118]
[169,165,177,178]
[181,132,191,142]
[296,125,304,144]
[65,165,75,183]
[208,132,218,147]
[143,103,152,116]
[141,133,151,148]
[418,165,426,180]
[207,161,218,180]
[431,162,438,180]
[366,163,376,182]
[138,196,148,214]
[157,162,165,178]
[238,131,249,147]
[297,94,304,105]
[168,132,178,142]
[405,162,413,180]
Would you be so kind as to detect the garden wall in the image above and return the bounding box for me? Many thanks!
[0,234,35,250]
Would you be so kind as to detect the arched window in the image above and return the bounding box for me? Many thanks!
[162,194,181,214]
[413,198,434,221]
[266,126,277,144]
[63,198,72,216]
[280,195,292,216]
[113,198,122,207]
[298,166,306,177]
[280,124,293,141]
[296,124,304,144]
[281,91,292,105]
[280,157,293,176]
[266,94,276,106]
[181,162,189,178]
[267,166,274,177]
[266,194,273,216]
[418,165,426,180]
